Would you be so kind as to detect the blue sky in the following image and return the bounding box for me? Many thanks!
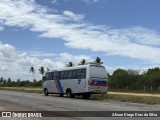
[0,0,160,80]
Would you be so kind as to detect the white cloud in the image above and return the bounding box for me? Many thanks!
[28,51,58,57]
[0,0,160,65]
[56,52,92,65]
[62,0,100,4]
[0,42,92,80]
[51,0,57,4]
[119,27,160,46]
[63,11,85,21]
[80,0,100,4]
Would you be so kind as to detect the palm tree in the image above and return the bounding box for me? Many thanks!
[94,57,103,64]
[67,62,74,67]
[39,66,45,78]
[0,77,3,84]
[79,59,86,65]
[29,66,35,81]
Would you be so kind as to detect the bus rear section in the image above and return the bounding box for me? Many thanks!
[87,65,108,94]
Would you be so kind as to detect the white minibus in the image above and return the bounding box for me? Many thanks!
[42,64,108,99]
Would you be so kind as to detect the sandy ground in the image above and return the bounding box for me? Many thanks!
[109,92,160,97]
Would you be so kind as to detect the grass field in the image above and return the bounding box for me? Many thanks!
[90,94,160,105]
[0,87,160,105]
[109,88,160,94]
[0,87,42,94]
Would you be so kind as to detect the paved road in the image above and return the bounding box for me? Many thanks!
[0,90,160,120]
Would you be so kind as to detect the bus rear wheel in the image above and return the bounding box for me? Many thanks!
[66,89,72,98]
[44,88,49,96]
[82,93,90,99]
[66,89,75,98]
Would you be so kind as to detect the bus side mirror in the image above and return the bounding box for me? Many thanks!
[42,76,46,82]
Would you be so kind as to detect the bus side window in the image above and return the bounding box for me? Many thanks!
[57,72,60,80]
[64,71,68,79]
[77,69,81,79]
[68,70,72,79]
[48,73,50,80]
[51,72,54,80]
[53,72,56,80]
[81,69,86,79]
[60,71,65,79]
[45,73,49,80]
[48,72,52,80]
[72,70,77,79]
[53,72,58,80]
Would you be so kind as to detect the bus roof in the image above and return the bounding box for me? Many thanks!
[49,64,105,72]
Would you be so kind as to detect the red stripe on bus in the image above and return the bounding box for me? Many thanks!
[54,80,60,93]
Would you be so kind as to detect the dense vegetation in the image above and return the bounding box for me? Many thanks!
[0,78,42,87]
[109,67,160,92]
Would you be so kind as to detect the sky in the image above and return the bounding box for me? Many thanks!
[0,0,160,80]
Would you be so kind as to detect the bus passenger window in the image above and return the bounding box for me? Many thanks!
[77,69,81,79]
[68,71,72,79]
[81,69,86,78]
[45,73,49,80]
[50,72,54,80]
[48,72,52,80]
[60,71,65,79]
[72,70,77,79]
[53,72,58,80]
[64,71,68,79]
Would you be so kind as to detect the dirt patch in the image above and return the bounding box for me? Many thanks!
[108,92,160,97]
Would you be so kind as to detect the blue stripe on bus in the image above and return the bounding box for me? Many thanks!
[57,80,64,93]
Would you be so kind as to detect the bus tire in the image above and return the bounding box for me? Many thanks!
[44,88,49,96]
[66,89,72,98]
[82,93,90,99]
[66,89,75,98]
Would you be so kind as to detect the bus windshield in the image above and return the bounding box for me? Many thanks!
[89,66,107,79]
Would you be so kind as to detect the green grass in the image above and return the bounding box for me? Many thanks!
[90,94,160,105]
[108,88,160,94]
[0,87,43,94]
[0,87,160,105]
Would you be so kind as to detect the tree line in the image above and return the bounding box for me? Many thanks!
[0,57,160,92]
[0,78,42,87]
[109,67,160,91]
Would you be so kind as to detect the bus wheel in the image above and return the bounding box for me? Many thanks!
[66,89,75,98]
[66,89,72,98]
[44,88,49,96]
[60,93,64,97]
[82,93,90,99]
